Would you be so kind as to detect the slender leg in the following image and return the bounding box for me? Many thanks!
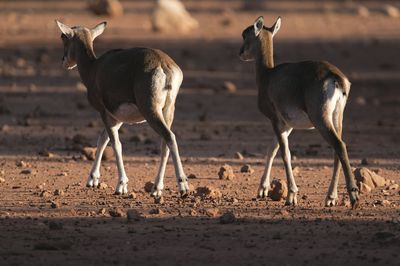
[86,129,110,187]
[151,139,170,198]
[144,112,189,197]
[257,138,279,198]
[315,121,359,208]
[104,122,128,195]
[325,107,343,207]
[273,126,298,206]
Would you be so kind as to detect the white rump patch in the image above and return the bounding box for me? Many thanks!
[112,103,146,124]
[324,78,345,120]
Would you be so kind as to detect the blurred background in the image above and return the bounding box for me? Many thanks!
[0,0,399,161]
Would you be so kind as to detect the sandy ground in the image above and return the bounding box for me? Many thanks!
[0,1,400,265]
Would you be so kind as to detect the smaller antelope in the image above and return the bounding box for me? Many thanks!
[239,16,359,208]
[55,21,189,198]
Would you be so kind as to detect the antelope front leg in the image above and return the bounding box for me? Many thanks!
[151,140,170,199]
[87,129,110,188]
[106,122,129,195]
[275,127,298,206]
[258,138,279,198]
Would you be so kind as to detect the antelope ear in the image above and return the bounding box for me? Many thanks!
[271,17,281,38]
[253,16,264,37]
[91,21,107,40]
[55,20,74,38]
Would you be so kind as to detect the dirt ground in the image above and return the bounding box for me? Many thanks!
[0,1,400,265]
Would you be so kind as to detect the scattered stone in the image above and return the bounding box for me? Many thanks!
[87,0,123,17]
[20,169,32,175]
[98,208,107,215]
[189,209,197,216]
[361,158,378,165]
[82,147,96,161]
[268,179,288,201]
[235,152,244,160]
[128,192,137,199]
[127,209,143,221]
[102,146,114,161]
[48,221,63,230]
[361,158,369,165]
[0,177,5,183]
[16,160,28,167]
[218,164,235,180]
[384,5,399,18]
[292,166,300,176]
[109,208,124,217]
[50,201,59,209]
[97,182,108,190]
[149,208,164,215]
[196,186,222,199]
[144,181,154,193]
[359,182,372,194]
[375,199,391,206]
[240,164,254,174]
[187,173,197,179]
[54,189,64,196]
[220,211,236,224]
[151,0,199,33]
[223,81,237,93]
[38,150,54,158]
[356,5,370,17]
[387,184,399,190]
[205,208,219,217]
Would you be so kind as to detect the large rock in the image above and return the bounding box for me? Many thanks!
[218,164,235,180]
[196,186,222,199]
[87,0,123,17]
[354,167,376,189]
[144,181,155,193]
[151,0,199,33]
[268,179,288,201]
[354,167,386,189]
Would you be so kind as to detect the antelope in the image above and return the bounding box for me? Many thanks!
[55,21,190,199]
[239,16,359,208]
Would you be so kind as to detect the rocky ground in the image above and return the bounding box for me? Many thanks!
[0,1,399,265]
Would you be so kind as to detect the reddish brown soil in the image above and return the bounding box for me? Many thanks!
[0,1,400,265]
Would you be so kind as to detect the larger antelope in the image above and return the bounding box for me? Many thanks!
[55,21,190,199]
[239,16,359,208]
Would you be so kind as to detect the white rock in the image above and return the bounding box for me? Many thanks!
[151,0,199,33]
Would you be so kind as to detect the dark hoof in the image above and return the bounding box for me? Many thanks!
[180,191,189,199]
[351,200,359,209]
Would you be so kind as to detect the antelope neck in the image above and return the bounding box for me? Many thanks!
[76,40,97,88]
[256,32,274,70]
